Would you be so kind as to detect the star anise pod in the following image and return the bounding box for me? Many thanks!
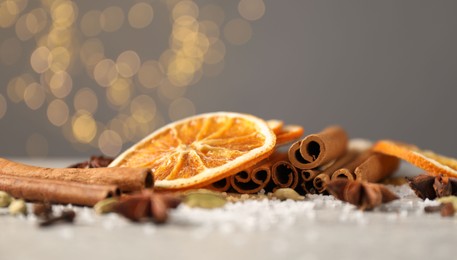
[406,174,457,200]
[68,156,114,169]
[326,179,399,210]
[114,190,181,224]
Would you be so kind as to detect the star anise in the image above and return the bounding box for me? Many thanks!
[326,179,399,210]
[68,156,114,169]
[406,174,457,200]
[114,190,181,224]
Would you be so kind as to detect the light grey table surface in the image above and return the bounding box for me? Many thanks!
[1,159,456,260]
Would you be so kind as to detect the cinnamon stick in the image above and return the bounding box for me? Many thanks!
[229,164,271,194]
[354,153,399,182]
[300,169,321,182]
[289,126,348,170]
[206,177,231,192]
[331,151,373,180]
[270,158,299,191]
[0,175,119,206]
[0,158,153,192]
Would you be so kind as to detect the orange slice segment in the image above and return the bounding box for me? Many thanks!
[109,112,276,190]
[275,125,304,146]
[266,120,284,135]
[373,140,457,178]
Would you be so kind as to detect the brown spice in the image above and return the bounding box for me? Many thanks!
[39,209,76,227]
[326,179,399,210]
[440,202,455,217]
[114,190,181,224]
[407,174,457,200]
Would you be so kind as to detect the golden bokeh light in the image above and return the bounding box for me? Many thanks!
[23,82,45,110]
[107,78,131,107]
[26,133,49,157]
[100,6,124,32]
[130,95,157,123]
[98,129,122,157]
[72,112,97,143]
[137,60,164,89]
[116,50,141,78]
[172,1,199,20]
[49,46,71,72]
[47,99,69,126]
[1,0,267,156]
[0,94,7,119]
[49,70,72,98]
[93,58,118,87]
[128,2,154,29]
[158,80,187,100]
[0,37,22,66]
[79,38,105,67]
[74,87,98,113]
[15,13,33,41]
[224,18,252,45]
[168,97,195,121]
[238,0,266,21]
[30,46,51,73]
[80,10,102,37]
[26,8,48,35]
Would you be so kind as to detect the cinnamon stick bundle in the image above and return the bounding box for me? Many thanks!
[0,158,153,192]
[288,126,348,170]
[0,175,119,206]
[229,164,271,194]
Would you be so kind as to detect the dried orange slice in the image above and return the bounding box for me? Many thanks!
[373,140,457,178]
[266,120,284,135]
[275,125,304,146]
[109,112,276,190]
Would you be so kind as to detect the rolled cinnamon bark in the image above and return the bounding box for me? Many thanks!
[300,169,321,182]
[354,153,400,182]
[313,174,330,193]
[270,160,299,191]
[206,177,231,192]
[0,175,119,206]
[288,141,310,169]
[0,158,153,192]
[229,164,271,194]
[297,126,348,170]
[331,151,373,180]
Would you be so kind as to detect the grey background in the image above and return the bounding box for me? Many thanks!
[1,0,457,157]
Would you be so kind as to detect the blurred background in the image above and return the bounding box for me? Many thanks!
[1,0,457,158]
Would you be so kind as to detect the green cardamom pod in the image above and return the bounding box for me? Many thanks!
[183,191,226,209]
[0,191,12,208]
[9,199,27,215]
[94,197,119,214]
[273,188,304,201]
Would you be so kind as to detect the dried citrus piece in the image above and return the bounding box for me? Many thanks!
[109,112,276,190]
[266,120,283,135]
[373,140,457,178]
[275,125,304,146]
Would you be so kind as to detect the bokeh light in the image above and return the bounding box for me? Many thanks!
[47,99,69,126]
[238,0,266,21]
[128,2,154,29]
[0,0,267,156]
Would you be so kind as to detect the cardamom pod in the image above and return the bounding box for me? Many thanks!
[183,192,226,209]
[437,196,457,210]
[273,188,305,201]
[9,199,27,215]
[94,197,119,214]
[0,191,12,207]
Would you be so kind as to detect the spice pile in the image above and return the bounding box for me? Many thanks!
[1,111,457,227]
